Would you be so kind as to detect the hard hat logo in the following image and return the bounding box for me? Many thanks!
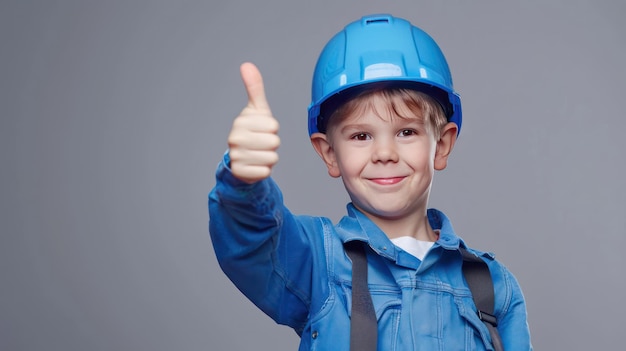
[363,63,403,80]
[308,14,462,136]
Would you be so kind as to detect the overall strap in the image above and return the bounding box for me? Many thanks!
[345,241,503,351]
[344,241,377,351]
[460,247,504,351]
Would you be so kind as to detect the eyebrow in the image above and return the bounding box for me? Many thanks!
[339,123,371,133]
[339,118,426,133]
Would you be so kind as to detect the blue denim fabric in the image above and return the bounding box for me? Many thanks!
[209,155,532,350]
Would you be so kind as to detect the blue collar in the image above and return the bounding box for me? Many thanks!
[336,204,465,259]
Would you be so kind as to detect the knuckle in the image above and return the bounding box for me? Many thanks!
[227,149,242,164]
[272,134,281,147]
[265,134,280,150]
[268,152,279,165]
[227,134,242,147]
[231,115,248,130]
[267,118,280,132]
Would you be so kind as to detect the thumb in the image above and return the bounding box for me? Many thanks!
[240,62,270,110]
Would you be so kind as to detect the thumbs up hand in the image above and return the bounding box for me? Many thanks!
[227,63,281,184]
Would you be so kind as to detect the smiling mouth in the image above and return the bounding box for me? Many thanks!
[369,177,405,185]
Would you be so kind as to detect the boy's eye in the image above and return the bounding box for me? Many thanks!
[398,129,417,137]
[351,133,370,141]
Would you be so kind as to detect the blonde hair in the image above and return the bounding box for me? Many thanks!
[326,88,448,140]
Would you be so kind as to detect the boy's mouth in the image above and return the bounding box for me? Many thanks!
[369,177,405,185]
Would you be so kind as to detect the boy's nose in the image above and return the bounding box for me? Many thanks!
[371,139,399,163]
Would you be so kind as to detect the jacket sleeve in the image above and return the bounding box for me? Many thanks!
[494,263,533,351]
[208,153,313,331]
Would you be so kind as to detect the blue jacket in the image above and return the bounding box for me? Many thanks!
[209,156,532,350]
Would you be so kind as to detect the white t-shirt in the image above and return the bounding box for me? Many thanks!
[391,236,436,261]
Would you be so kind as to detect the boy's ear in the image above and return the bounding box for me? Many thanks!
[434,122,458,171]
[310,133,341,178]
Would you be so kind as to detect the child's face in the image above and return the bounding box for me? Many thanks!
[311,94,456,225]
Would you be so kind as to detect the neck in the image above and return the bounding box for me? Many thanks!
[362,209,438,242]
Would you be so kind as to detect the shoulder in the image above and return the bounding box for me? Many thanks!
[463,245,527,321]
[462,245,514,291]
[461,247,532,348]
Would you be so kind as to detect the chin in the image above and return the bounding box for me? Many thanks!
[358,204,414,220]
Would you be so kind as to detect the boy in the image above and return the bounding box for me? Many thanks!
[209,14,532,350]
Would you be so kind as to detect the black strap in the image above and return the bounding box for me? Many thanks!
[460,247,504,351]
[344,241,377,351]
[345,242,503,351]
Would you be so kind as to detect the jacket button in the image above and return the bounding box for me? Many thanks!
[312,331,318,339]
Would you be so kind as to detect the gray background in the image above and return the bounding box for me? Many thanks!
[1,1,624,350]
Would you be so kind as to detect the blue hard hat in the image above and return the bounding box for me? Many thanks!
[308,14,462,136]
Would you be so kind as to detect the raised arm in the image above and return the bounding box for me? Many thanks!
[209,63,312,331]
